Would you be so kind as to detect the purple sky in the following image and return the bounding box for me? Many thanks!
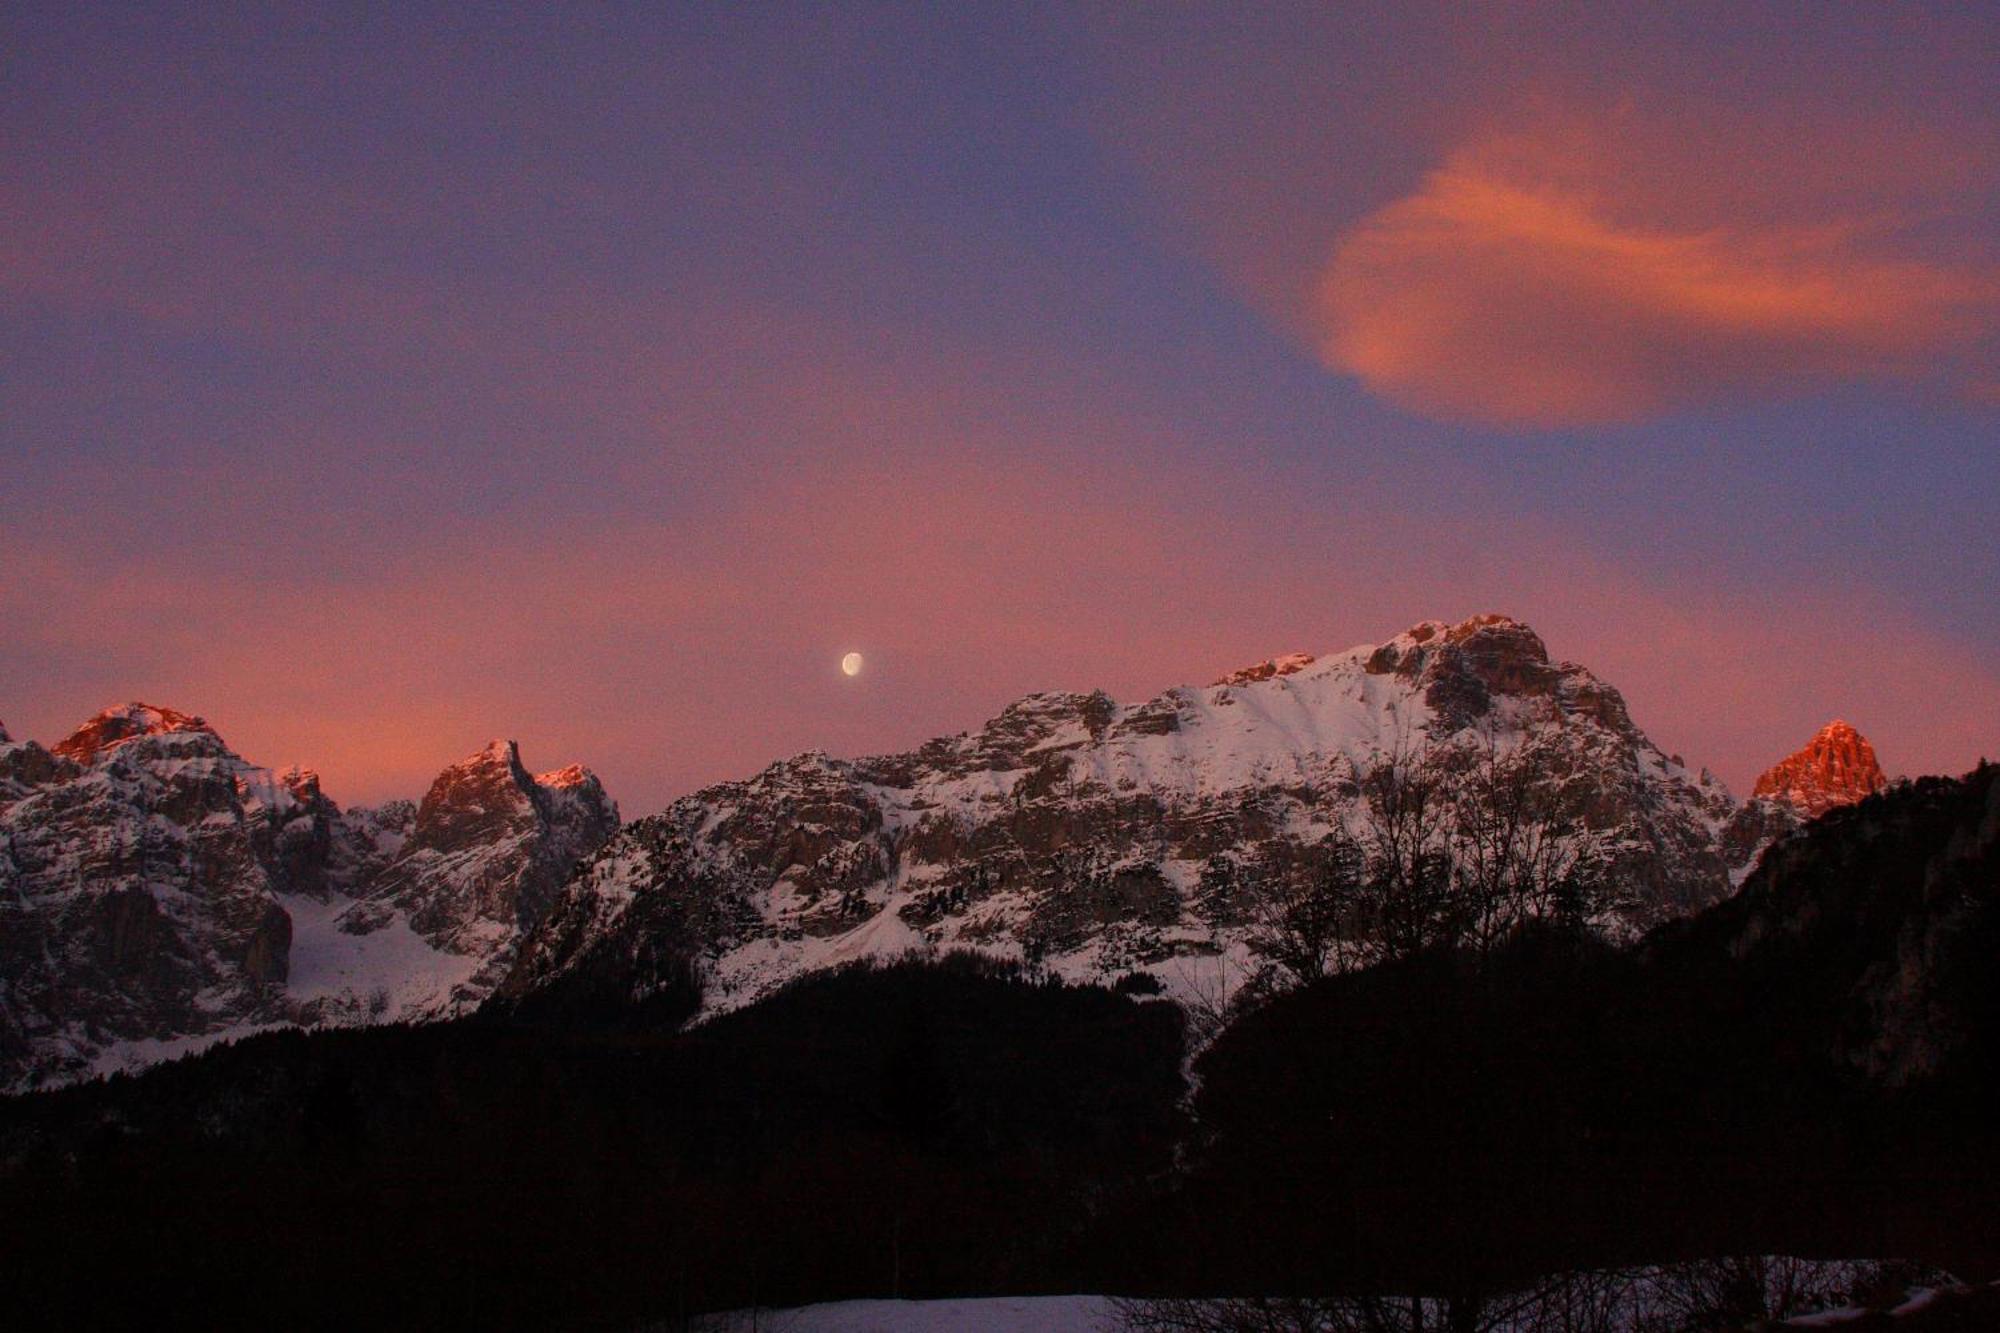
[4,4,1997,812]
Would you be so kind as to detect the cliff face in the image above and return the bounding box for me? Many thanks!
[333,741,620,1005]
[1752,720,1889,818]
[0,708,300,1084]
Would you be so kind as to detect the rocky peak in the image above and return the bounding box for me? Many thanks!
[536,763,596,791]
[949,691,1119,771]
[506,613,1750,1019]
[0,732,72,808]
[1362,614,1575,732]
[275,765,327,807]
[1212,653,1316,687]
[1752,720,1889,818]
[406,739,541,854]
[52,703,216,764]
[1363,614,1547,676]
[344,739,619,977]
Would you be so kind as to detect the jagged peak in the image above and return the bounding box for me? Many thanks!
[0,719,10,745]
[535,763,598,791]
[407,741,540,851]
[53,702,217,764]
[997,688,1112,714]
[274,765,328,803]
[424,739,616,805]
[1752,719,1888,818]
[1420,613,1540,650]
[1363,614,1549,676]
[470,738,523,767]
[1211,653,1316,687]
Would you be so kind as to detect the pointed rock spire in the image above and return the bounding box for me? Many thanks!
[1752,720,1888,817]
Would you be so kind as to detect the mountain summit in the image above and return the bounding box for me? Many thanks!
[502,614,1760,1018]
[50,702,214,764]
[334,738,620,997]
[1752,720,1888,818]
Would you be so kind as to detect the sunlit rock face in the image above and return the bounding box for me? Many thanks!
[48,703,213,765]
[335,741,619,1003]
[1752,720,1889,818]
[0,707,617,1089]
[504,615,1774,1019]
[1703,721,1891,884]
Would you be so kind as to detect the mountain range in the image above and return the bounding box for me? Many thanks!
[0,615,1890,1088]
[0,709,614,1086]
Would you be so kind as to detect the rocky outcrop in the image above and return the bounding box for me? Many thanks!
[1211,654,1316,687]
[0,705,617,1088]
[0,724,73,807]
[1752,720,1888,818]
[1706,721,1893,887]
[503,615,1758,1018]
[48,703,213,765]
[335,741,618,1002]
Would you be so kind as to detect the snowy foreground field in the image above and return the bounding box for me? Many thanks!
[693,1296,1114,1330]
[692,1267,1986,1331]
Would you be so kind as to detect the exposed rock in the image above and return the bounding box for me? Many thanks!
[0,707,305,1086]
[50,703,213,765]
[1752,719,1889,818]
[0,731,74,808]
[336,741,619,1001]
[1212,653,1315,687]
[1701,722,1893,888]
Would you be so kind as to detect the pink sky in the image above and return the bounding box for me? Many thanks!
[4,5,1997,812]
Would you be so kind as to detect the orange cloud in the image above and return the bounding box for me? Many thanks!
[1318,115,1999,427]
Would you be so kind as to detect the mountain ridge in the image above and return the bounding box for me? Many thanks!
[501,614,1799,1018]
[0,708,615,1088]
[1,617,1907,1087]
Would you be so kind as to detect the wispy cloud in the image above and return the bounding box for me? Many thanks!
[1318,111,1998,426]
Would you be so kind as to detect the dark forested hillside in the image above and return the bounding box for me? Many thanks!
[1131,766,2000,1300]
[0,956,1184,1330]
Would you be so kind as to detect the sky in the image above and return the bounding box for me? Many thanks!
[3,3,1997,813]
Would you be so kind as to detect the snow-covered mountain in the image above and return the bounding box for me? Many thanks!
[2,619,1897,1087]
[500,615,1781,1017]
[0,705,616,1088]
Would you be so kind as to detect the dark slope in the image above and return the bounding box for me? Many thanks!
[0,956,1182,1330]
